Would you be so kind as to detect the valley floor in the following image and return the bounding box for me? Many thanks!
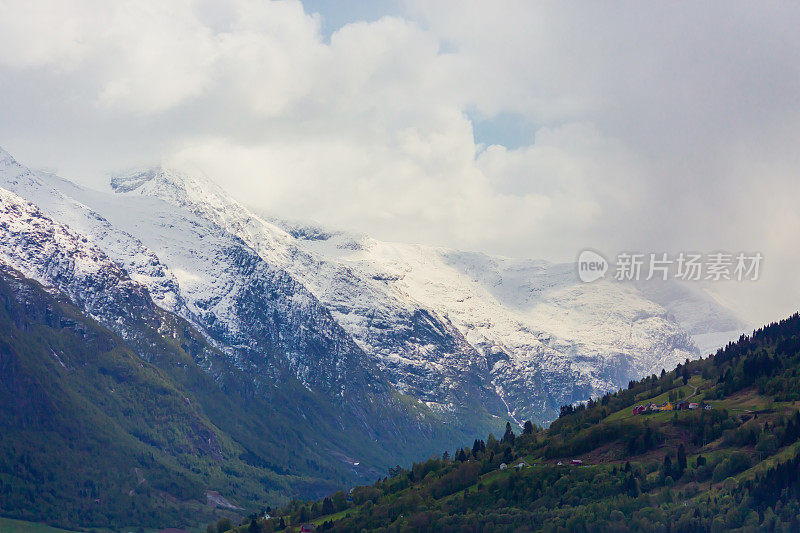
[0,517,77,533]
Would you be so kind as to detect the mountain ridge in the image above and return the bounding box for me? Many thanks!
[248,312,800,532]
[0,147,748,427]
[0,152,489,525]
[105,163,747,423]
[0,146,756,530]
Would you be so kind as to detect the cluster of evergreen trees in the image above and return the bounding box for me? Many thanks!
[223,312,800,532]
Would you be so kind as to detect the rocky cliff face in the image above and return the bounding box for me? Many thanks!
[104,164,743,424]
[0,186,164,353]
[0,149,473,482]
[0,147,746,428]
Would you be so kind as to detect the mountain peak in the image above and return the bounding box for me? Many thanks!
[111,166,215,194]
[110,166,233,209]
[109,167,164,193]
[0,145,19,166]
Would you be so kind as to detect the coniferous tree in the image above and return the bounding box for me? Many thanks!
[472,439,482,457]
[487,433,500,452]
[502,422,516,445]
[677,444,687,476]
[662,454,673,479]
[263,313,800,532]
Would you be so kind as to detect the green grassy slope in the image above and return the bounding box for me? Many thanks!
[0,267,297,530]
[242,312,800,532]
[0,517,78,533]
[0,266,484,531]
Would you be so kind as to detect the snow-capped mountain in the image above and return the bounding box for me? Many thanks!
[0,148,474,478]
[103,164,748,422]
[0,150,381,399]
[254,223,746,423]
[0,186,156,338]
[0,146,747,426]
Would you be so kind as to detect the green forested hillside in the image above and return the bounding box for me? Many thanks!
[240,313,800,532]
[0,266,301,529]
[0,267,465,531]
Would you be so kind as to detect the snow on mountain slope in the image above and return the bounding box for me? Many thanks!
[105,167,503,418]
[294,235,698,422]
[435,251,697,379]
[0,186,145,315]
[98,164,742,423]
[0,149,186,315]
[0,149,485,478]
[633,279,749,356]
[0,146,746,425]
[0,150,394,409]
[0,186,178,363]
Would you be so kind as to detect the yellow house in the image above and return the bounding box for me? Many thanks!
[662,402,673,411]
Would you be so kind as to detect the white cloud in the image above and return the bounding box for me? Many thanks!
[0,0,799,324]
[0,0,99,68]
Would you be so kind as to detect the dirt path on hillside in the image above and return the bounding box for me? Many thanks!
[683,385,699,402]
[128,467,145,496]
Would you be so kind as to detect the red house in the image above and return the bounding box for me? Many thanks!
[570,459,584,466]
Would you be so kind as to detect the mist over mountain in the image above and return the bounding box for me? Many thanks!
[0,3,796,531]
[1,148,746,424]
[0,146,748,528]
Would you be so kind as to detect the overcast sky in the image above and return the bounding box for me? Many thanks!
[1,1,799,325]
